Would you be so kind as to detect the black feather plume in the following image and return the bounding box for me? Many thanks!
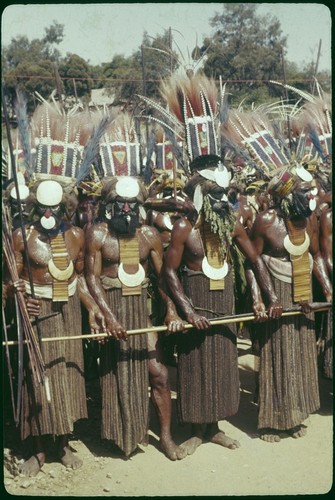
[162,125,187,174]
[77,114,111,184]
[143,128,157,184]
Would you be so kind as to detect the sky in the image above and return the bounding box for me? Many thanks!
[1,3,332,72]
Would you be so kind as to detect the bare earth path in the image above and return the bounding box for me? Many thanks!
[3,339,333,497]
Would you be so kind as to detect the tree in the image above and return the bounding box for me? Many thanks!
[198,3,288,106]
[59,54,94,102]
[3,60,56,113]
[2,22,65,110]
[134,30,180,99]
[102,54,140,103]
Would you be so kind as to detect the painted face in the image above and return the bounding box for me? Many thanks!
[207,187,230,216]
[289,182,318,217]
[106,198,141,235]
[77,198,98,228]
[36,202,64,231]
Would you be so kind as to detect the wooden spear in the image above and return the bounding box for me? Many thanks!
[2,303,331,346]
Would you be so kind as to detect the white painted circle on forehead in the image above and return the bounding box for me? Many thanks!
[10,184,29,200]
[36,181,63,206]
[115,177,140,198]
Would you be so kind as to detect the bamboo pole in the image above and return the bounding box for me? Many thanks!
[2,304,331,346]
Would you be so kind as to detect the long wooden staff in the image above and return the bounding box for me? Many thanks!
[3,302,331,346]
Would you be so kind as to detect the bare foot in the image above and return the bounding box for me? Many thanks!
[288,424,307,439]
[180,436,204,456]
[59,446,83,470]
[207,430,240,449]
[160,435,188,460]
[18,453,45,477]
[259,429,281,443]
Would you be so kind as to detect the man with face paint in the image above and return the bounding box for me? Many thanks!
[247,165,332,442]
[162,157,283,455]
[11,179,105,477]
[85,176,187,461]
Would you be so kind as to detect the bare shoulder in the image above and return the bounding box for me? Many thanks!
[85,221,108,238]
[65,223,84,239]
[141,224,160,239]
[254,209,277,225]
[172,216,192,232]
[85,222,109,250]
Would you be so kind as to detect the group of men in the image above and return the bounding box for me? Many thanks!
[2,73,332,478]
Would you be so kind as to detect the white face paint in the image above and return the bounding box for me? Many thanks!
[115,177,140,198]
[40,215,56,230]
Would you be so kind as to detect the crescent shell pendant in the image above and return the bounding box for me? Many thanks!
[283,233,310,256]
[118,262,145,287]
[201,257,229,280]
[48,259,74,281]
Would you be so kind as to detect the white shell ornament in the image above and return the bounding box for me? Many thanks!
[201,257,229,280]
[283,233,310,256]
[214,166,230,188]
[118,262,145,287]
[162,214,173,231]
[41,215,56,230]
[295,165,313,182]
[193,184,203,213]
[199,169,216,182]
[309,198,317,211]
[48,259,74,280]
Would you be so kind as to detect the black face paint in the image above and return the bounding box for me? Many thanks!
[107,199,141,235]
[289,190,312,218]
[207,189,231,217]
[36,203,64,231]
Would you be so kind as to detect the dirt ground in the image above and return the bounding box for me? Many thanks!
[2,338,333,497]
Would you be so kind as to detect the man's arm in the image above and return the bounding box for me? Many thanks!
[308,214,332,303]
[163,219,210,330]
[72,226,106,335]
[233,217,283,319]
[85,225,127,340]
[144,226,185,333]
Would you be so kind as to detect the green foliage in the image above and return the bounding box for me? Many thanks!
[102,54,141,103]
[59,54,93,99]
[4,60,56,112]
[200,3,288,105]
[1,12,330,117]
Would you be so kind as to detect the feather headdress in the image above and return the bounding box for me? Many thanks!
[270,80,332,161]
[159,74,220,163]
[221,105,292,178]
[99,112,142,177]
